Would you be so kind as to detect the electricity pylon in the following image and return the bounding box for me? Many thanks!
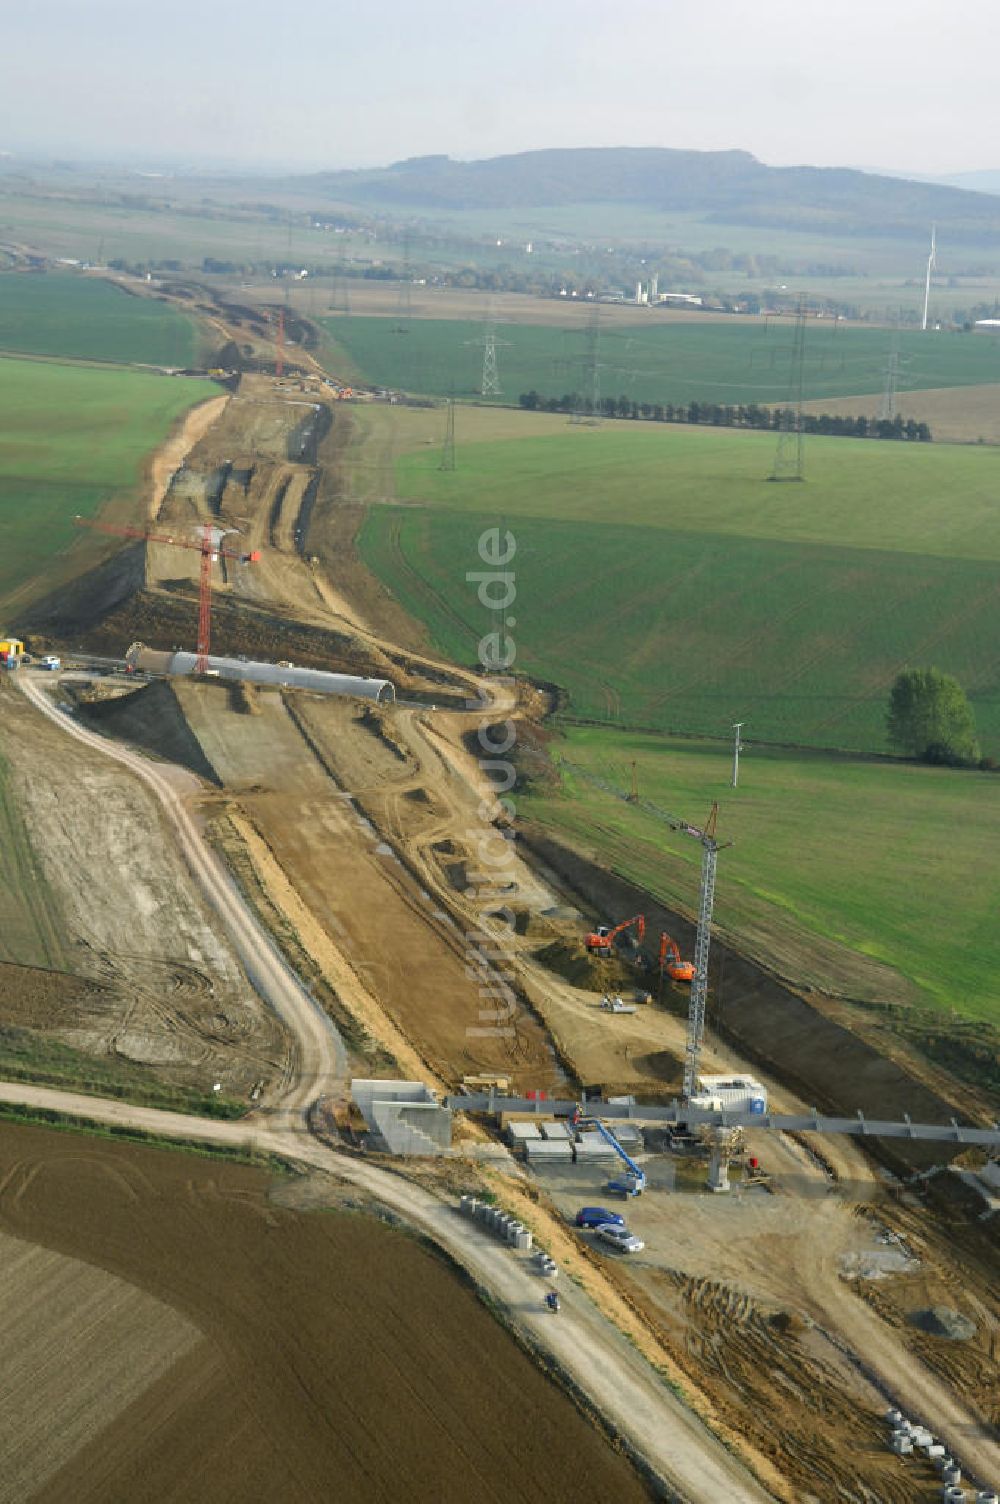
[466,315,509,398]
[393,231,413,333]
[879,317,901,422]
[769,300,806,482]
[573,304,603,424]
[439,397,456,471]
[482,327,501,396]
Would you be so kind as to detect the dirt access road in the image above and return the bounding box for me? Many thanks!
[13,675,773,1504]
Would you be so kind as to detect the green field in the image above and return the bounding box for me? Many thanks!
[0,354,216,604]
[325,314,1000,407]
[522,726,1000,1027]
[0,272,200,367]
[356,418,1000,753]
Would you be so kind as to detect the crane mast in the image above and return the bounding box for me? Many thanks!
[683,831,719,1101]
[557,760,731,1104]
[73,516,259,675]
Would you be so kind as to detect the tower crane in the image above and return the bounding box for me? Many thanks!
[560,758,731,1104]
[73,516,260,674]
[678,803,731,1102]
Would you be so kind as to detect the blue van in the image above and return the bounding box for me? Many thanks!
[574,1206,625,1229]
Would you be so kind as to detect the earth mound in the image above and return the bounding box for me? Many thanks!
[535,937,640,991]
[81,680,221,785]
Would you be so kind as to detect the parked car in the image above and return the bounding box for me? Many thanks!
[596,1224,645,1254]
[575,1206,625,1229]
[39,655,61,671]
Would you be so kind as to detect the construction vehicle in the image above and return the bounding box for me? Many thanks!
[744,1154,772,1188]
[572,1106,646,1196]
[658,932,695,984]
[558,758,732,1108]
[461,1073,511,1094]
[0,637,24,669]
[585,913,645,959]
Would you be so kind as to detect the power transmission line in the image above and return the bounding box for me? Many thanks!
[393,231,413,333]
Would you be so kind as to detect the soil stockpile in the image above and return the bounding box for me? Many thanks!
[0,1121,652,1504]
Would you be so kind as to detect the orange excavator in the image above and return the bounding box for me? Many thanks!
[659,932,695,983]
[585,914,645,959]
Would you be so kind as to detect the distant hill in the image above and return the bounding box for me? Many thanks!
[303,147,1000,242]
[934,168,1000,197]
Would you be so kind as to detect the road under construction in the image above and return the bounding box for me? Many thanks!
[1,349,998,1504]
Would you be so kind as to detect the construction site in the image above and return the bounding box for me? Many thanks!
[0,283,997,1504]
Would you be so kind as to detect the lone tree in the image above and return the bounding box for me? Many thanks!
[887,668,980,765]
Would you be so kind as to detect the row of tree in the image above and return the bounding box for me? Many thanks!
[517,391,932,442]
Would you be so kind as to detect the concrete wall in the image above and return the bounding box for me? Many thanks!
[351,1079,451,1155]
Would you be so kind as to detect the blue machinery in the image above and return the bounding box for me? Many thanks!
[573,1109,647,1196]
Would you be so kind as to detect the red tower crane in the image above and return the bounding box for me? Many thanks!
[74,516,260,674]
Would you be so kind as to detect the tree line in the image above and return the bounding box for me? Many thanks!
[517,391,932,442]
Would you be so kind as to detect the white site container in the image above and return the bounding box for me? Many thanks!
[689,1074,767,1115]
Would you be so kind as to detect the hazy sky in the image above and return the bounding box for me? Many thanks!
[4,0,998,175]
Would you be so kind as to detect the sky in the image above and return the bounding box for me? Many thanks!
[3,0,999,176]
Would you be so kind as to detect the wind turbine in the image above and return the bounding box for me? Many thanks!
[921,224,937,331]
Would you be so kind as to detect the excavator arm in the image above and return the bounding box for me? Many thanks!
[585,913,645,955]
[658,932,695,982]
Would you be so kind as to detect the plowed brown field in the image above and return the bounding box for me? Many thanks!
[0,1120,651,1504]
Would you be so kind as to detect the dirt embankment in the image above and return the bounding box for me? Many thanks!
[521,826,973,1171]
[147,395,230,521]
[0,1120,653,1504]
[81,681,221,786]
[20,542,148,644]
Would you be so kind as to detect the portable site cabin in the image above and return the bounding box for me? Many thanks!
[0,637,24,667]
